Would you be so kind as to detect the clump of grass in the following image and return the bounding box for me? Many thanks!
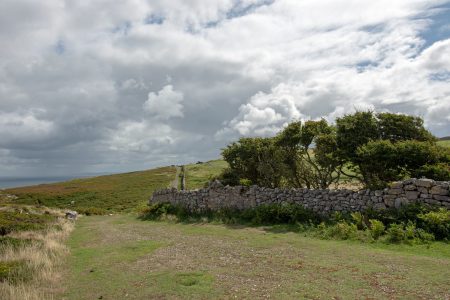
[0,237,33,250]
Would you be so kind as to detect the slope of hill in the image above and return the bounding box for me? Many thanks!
[184,160,228,190]
[3,167,176,214]
[437,139,450,148]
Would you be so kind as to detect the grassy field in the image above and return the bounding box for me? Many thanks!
[438,139,450,148]
[184,160,228,190]
[60,215,450,299]
[3,167,176,214]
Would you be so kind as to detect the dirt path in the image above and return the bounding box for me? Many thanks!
[60,215,450,299]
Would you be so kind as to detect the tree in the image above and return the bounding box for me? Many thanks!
[275,119,342,189]
[221,137,286,188]
[336,111,448,188]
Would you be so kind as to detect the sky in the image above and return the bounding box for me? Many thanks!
[1,0,450,178]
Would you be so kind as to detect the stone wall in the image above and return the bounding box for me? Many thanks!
[149,178,450,215]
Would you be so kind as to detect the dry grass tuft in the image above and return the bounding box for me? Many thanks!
[0,210,74,300]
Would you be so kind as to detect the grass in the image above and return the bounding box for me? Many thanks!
[60,214,450,299]
[0,210,55,236]
[437,139,450,148]
[3,166,176,214]
[184,160,228,190]
[0,207,74,300]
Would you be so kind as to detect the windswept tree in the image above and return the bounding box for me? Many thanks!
[336,111,449,188]
[275,120,343,189]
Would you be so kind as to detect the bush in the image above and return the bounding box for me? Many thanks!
[386,223,406,243]
[250,204,321,225]
[368,219,385,240]
[139,202,178,220]
[414,163,450,181]
[385,222,435,244]
[418,208,450,240]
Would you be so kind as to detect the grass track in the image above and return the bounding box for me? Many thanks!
[61,215,450,299]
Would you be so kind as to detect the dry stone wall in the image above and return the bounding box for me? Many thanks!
[150,178,450,215]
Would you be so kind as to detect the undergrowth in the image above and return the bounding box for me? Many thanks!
[140,202,450,245]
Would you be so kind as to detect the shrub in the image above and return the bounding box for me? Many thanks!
[139,202,177,220]
[350,212,366,230]
[368,219,385,240]
[414,163,450,181]
[317,221,358,240]
[386,223,406,243]
[418,208,450,240]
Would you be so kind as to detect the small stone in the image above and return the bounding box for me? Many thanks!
[404,185,416,191]
[433,195,450,202]
[430,186,449,196]
[390,181,403,188]
[388,188,403,195]
[405,191,419,200]
[416,178,434,188]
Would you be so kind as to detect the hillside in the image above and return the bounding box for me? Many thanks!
[3,167,176,214]
[437,139,450,148]
[184,160,228,190]
[2,160,227,214]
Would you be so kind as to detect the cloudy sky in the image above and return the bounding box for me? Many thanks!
[1,0,450,177]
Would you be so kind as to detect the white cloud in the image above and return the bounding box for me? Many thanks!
[143,85,184,119]
[1,0,450,176]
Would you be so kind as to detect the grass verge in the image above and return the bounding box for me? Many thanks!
[0,207,74,300]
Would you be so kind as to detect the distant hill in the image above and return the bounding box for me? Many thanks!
[3,166,176,214]
[1,159,229,214]
[439,136,450,141]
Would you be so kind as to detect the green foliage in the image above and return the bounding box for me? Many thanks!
[350,212,366,230]
[386,222,435,244]
[336,111,446,188]
[76,207,108,216]
[386,223,406,243]
[418,209,450,240]
[336,111,379,161]
[368,219,385,240]
[221,137,286,188]
[317,221,359,240]
[0,211,55,236]
[414,163,450,181]
[0,260,31,283]
[0,237,33,249]
[239,178,252,187]
[140,202,322,226]
[377,113,436,142]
